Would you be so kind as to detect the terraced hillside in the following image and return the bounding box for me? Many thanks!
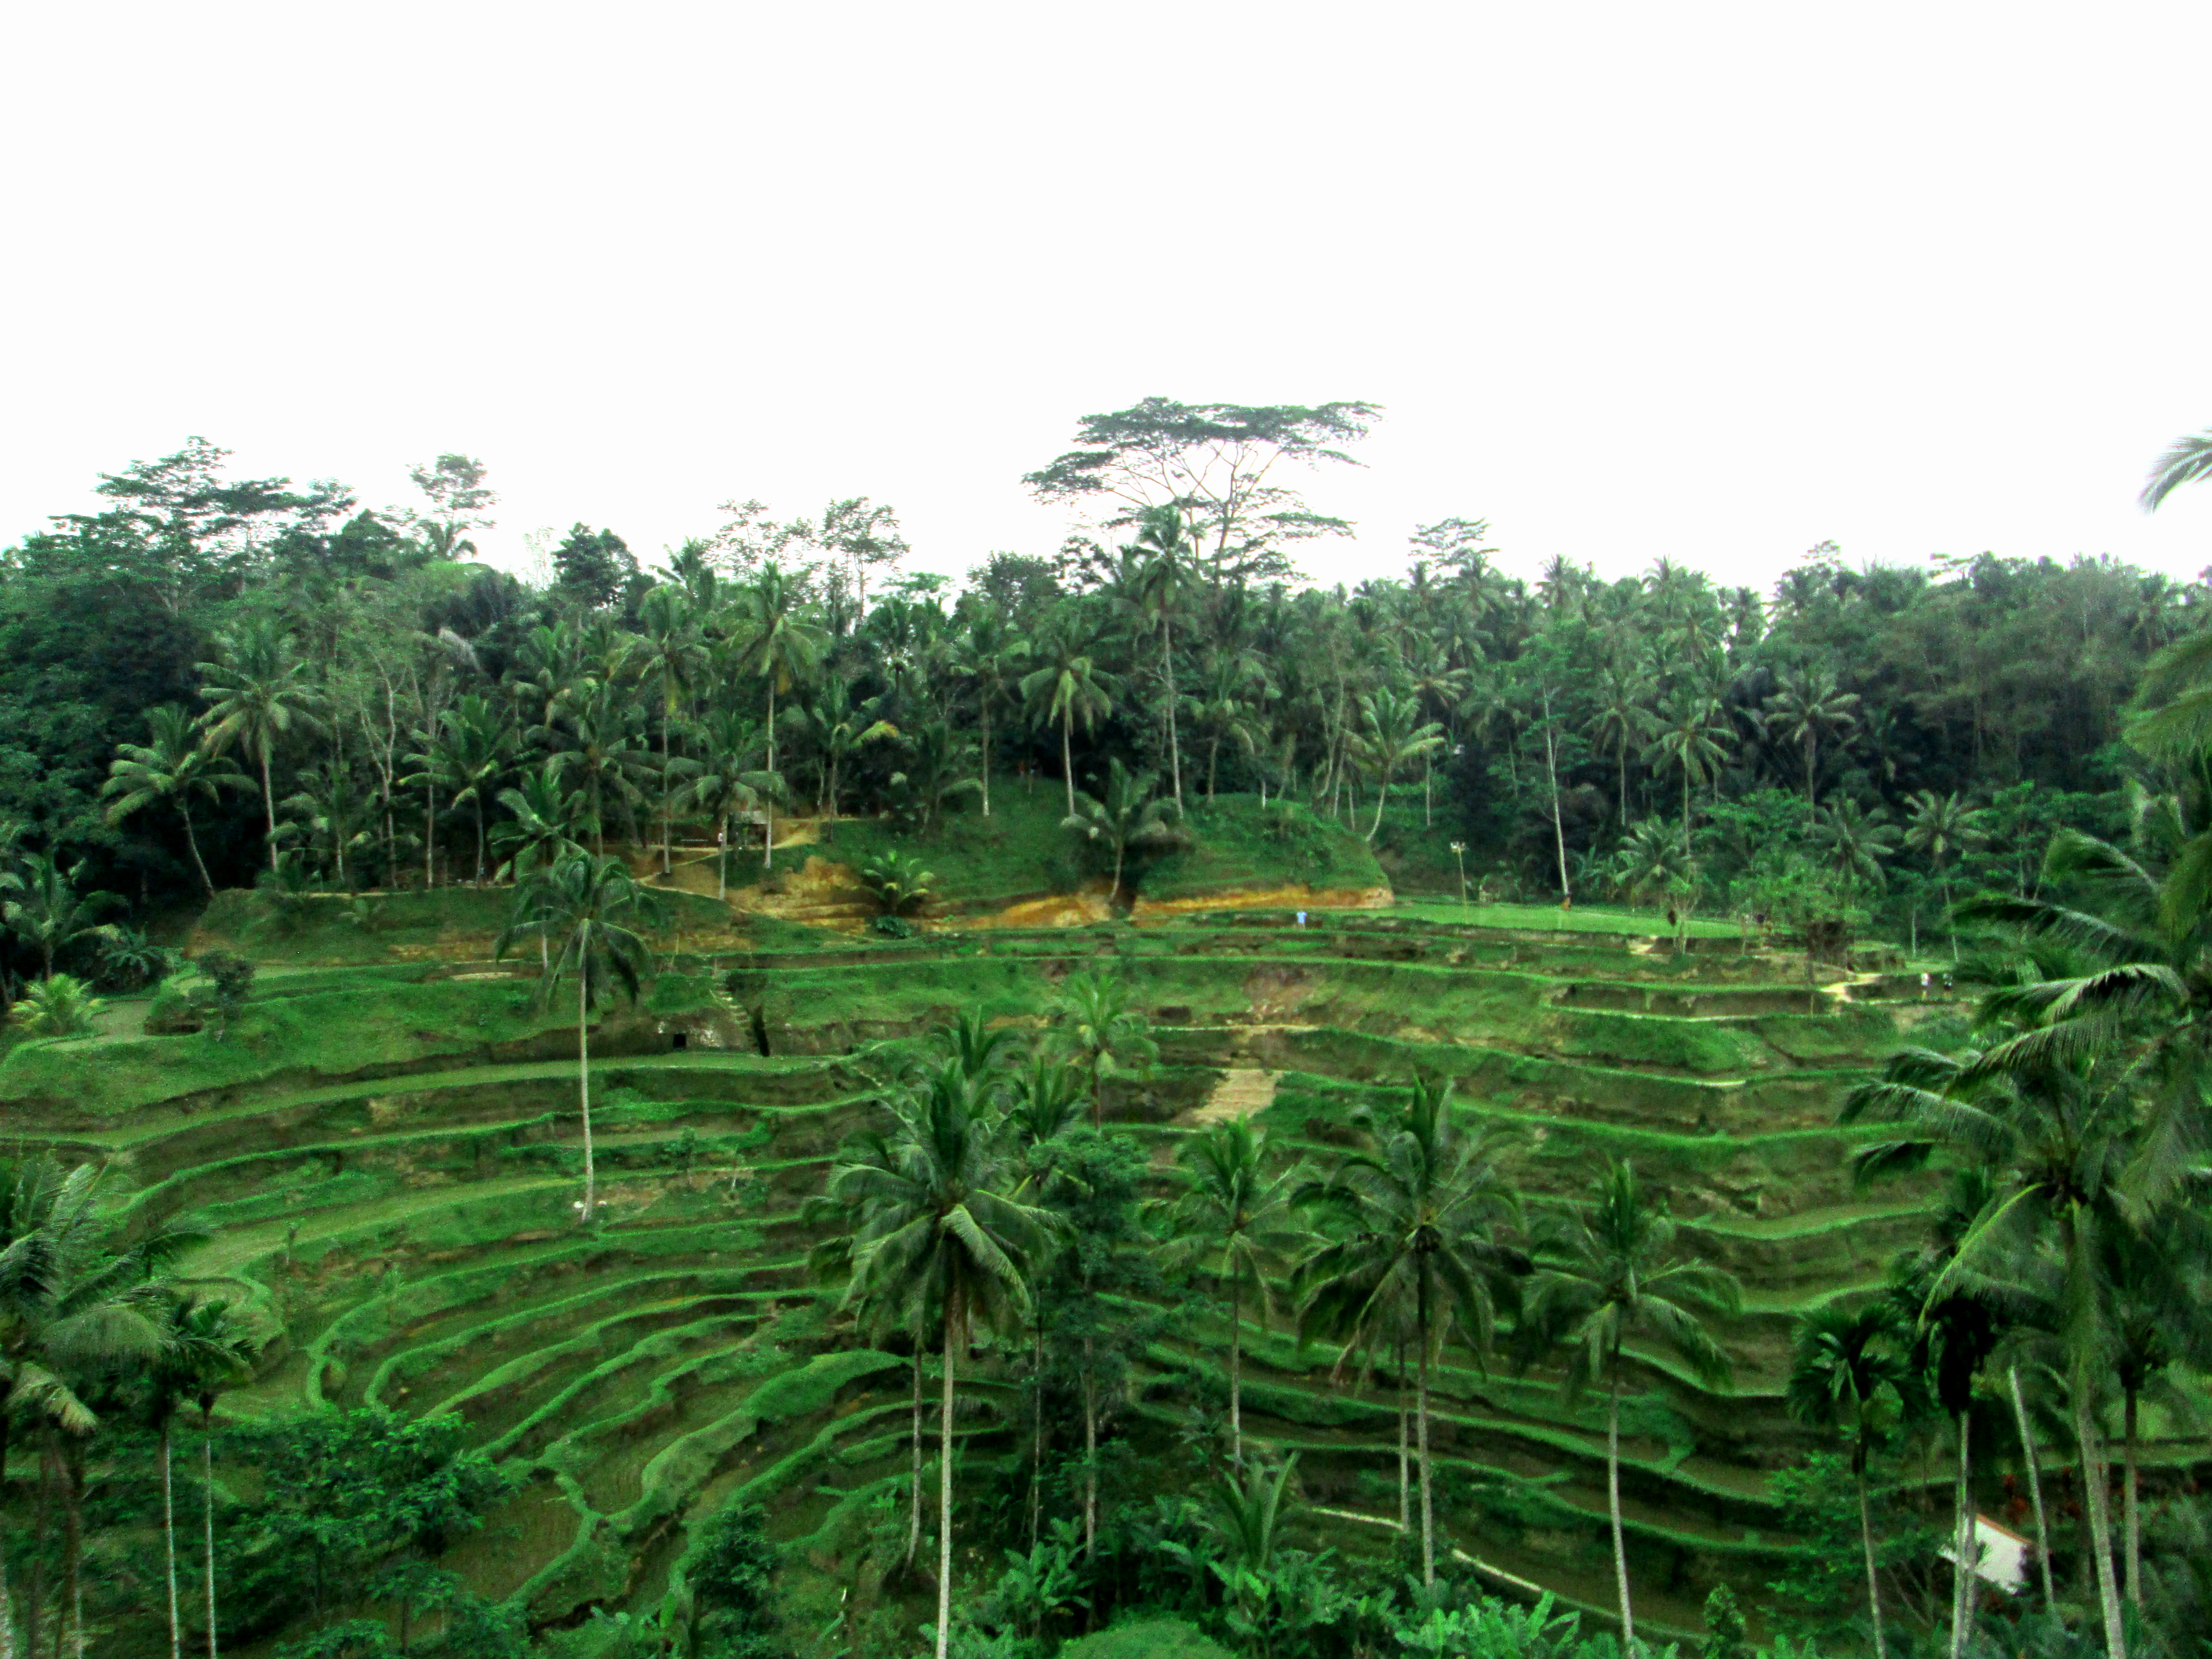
[2,902,1964,1650]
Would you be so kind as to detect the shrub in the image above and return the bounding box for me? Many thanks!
[860,849,935,916]
[8,973,101,1039]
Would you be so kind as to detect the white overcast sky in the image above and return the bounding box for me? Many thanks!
[7,3,2212,593]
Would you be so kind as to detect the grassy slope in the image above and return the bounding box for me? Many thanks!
[738,786,1386,912]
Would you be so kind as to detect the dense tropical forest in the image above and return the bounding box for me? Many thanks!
[5,404,2212,1659]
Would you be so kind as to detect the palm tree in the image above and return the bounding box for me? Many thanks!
[145,1295,260,1659]
[1062,760,1188,905]
[1353,688,1445,842]
[182,1298,263,1659]
[629,586,709,873]
[489,759,586,886]
[102,705,255,897]
[1019,627,1123,819]
[280,762,375,894]
[195,620,325,870]
[408,695,513,886]
[685,711,780,899]
[949,614,1025,818]
[1841,1044,2138,1658]
[729,562,827,861]
[494,853,660,1220]
[1903,790,1987,956]
[1296,1077,1526,1587]
[3,856,120,981]
[1818,797,1901,901]
[2140,426,2212,512]
[792,678,895,828]
[886,719,984,835]
[547,682,654,858]
[1641,690,1733,854]
[825,1061,1057,1659]
[8,975,102,1040]
[1126,505,1193,809]
[1525,1160,1739,1645]
[1185,650,1271,801]
[1583,662,1655,824]
[1788,1298,1923,1659]
[1159,1120,1308,1469]
[1047,968,1156,1129]
[1763,668,1860,805]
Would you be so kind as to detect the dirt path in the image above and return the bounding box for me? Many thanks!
[1183,1067,1281,1125]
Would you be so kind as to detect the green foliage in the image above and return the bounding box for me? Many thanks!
[862,848,936,916]
[679,1500,786,1658]
[8,971,100,1037]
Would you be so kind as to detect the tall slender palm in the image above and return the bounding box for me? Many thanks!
[1047,969,1156,1129]
[1020,627,1123,820]
[685,711,781,900]
[494,853,660,1220]
[1127,505,1193,809]
[629,586,708,873]
[1583,662,1655,824]
[950,615,1025,817]
[1185,650,1271,801]
[195,620,325,870]
[1818,797,1901,902]
[1788,1299,1923,1659]
[1904,790,1987,956]
[547,682,654,857]
[102,706,254,897]
[1296,1078,1526,1587]
[408,695,514,886]
[1525,1160,1739,1646]
[730,562,827,864]
[1763,668,1860,805]
[1159,1120,1308,1469]
[1641,690,1732,855]
[825,1062,1057,1659]
[1353,689,1446,842]
[1004,1056,1084,1545]
[489,760,586,886]
[1842,1043,2138,1658]
[145,1296,260,1659]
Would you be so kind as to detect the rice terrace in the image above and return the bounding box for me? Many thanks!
[3,410,2211,1659]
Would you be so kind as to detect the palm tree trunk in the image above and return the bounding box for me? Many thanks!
[0,1410,16,1659]
[476,796,488,888]
[1062,712,1076,820]
[1950,1410,1972,1658]
[1417,1326,1436,1589]
[716,813,729,902]
[202,1412,218,1659]
[577,971,596,1220]
[909,1353,924,1568]
[62,1439,83,1659]
[2123,1387,2140,1608]
[1228,1270,1243,1467]
[2073,1383,2127,1658]
[1163,620,1182,811]
[1858,1460,1887,1659]
[1082,1340,1098,1556]
[424,785,436,888]
[1606,1365,1632,1648]
[2010,1366,2056,1606]
[179,806,215,897]
[763,683,777,870]
[260,749,278,872]
[1368,767,1389,841]
[163,1421,181,1659]
[1396,1338,1410,1532]
[661,724,672,875]
[980,700,992,818]
[936,1306,958,1659]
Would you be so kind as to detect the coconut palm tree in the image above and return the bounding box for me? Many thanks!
[3,857,120,982]
[494,853,660,1220]
[825,1061,1057,1659]
[2141,426,2212,512]
[628,586,709,873]
[1904,791,1987,956]
[547,682,654,858]
[1062,760,1188,905]
[1763,669,1860,806]
[1296,1077,1526,1587]
[408,695,514,886]
[948,614,1025,818]
[1583,661,1655,825]
[195,620,325,871]
[728,562,827,813]
[685,712,781,899]
[489,760,586,887]
[1841,1042,2140,1658]
[1642,690,1733,854]
[1353,688,1445,842]
[1818,797,1901,902]
[1020,625,1123,820]
[145,1295,260,1659]
[1184,649,1272,802]
[1046,969,1156,1129]
[102,705,255,897]
[181,1298,263,1659]
[1159,1119,1308,1469]
[1788,1298,1924,1659]
[1125,505,1194,808]
[1525,1160,1739,1646]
